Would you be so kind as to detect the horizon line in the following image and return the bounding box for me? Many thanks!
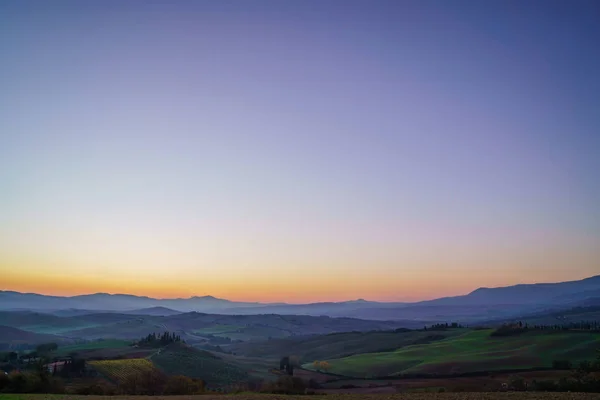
[2,273,597,304]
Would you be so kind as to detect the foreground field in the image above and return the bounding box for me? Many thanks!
[306,329,600,377]
[2,393,600,400]
[89,359,157,382]
[151,343,248,387]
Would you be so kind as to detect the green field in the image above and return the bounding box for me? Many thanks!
[89,358,157,382]
[151,342,248,387]
[1,392,600,400]
[229,329,466,362]
[193,325,244,335]
[56,340,131,355]
[303,329,600,378]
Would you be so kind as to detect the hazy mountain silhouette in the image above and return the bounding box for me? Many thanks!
[1,275,599,321]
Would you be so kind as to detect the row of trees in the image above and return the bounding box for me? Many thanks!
[491,320,600,337]
[0,361,64,393]
[137,332,183,347]
[530,321,600,331]
[424,322,464,331]
[1,342,60,367]
[511,350,600,393]
[312,360,331,372]
[0,366,205,395]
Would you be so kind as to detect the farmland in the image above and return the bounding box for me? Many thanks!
[89,359,157,382]
[151,343,248,387]
[229,328,466,362]
[55,340,131,355]
[1,393,600,400]
[305,329,600,377]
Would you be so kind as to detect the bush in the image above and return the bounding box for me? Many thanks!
[0,373,8,391]
[339,384,357,389]
[307,378,321,389]
[490,324,527,337]
[163,375,205,395]
[508,375,527,391]
[2,371,65,394]
[262,375,307,394]
[75,384,108,395]
[532,379,558,392]
[120,369,167,395]
[552,360,572,370]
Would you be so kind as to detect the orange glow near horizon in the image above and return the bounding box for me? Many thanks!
[2,257,598,304]
[1,215,599,304]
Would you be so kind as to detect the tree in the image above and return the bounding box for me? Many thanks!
[313,360,330,372]
[313,360,321,371]
[280,356,290,371]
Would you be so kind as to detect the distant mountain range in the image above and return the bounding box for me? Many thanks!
[2,275,599,322]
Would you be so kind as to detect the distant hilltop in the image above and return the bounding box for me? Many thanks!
[1,275,599,322]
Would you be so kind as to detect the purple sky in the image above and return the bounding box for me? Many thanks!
[0,0,599,301]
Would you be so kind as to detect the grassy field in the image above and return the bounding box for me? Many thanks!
[303,329,600,377]
[56,340,132,355]
[88,359,157,382]
[229,329,466,362]
[151,343,248,388]
[2,393,600,400]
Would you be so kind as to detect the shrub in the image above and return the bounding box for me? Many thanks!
[0,373,8,391]
[307,378,321,389]
[340,384,358,389]
[490,324,527,337]
[262,375,307,394]
[163,375,205,395]
[508,375,527,391]
[532,379,558,392]
[552,360,572,370]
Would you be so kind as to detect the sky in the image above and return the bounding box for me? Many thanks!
[1,0,599,303]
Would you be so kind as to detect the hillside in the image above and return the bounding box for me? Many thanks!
[418,276,600,307]
[483,306,600,327]
[305,329,600,378]
[16,311,408,341]
[228,328,466,362]
[2,274,600,321]
[0,326,72,349]
[2,393,599,400]
[151,342,248,388]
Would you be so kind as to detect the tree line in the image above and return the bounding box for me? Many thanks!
[423,322,464,330]
[491,320,600,337]
[137,332,183,347]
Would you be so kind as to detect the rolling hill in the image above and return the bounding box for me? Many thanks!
[305,329,600,378]
[0,310,410,344]
[2,274,599,322]
[0,326,73,349]
[151,342,248,388]
[227,328,466,362]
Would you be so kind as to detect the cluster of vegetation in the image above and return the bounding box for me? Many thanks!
[0,362,64,394]
[113,369,205,395]
[151,342,248,388]
[424,322,464,330]
[136,331,183,347]
[0,342,60,370]
[88,358,156,382]
[312,360,331,372]
[530,321,600,331]
[491,320,600,337]
[279,356,299,375]
[507,351,600,393]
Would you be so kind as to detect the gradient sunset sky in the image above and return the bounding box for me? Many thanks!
[1,0,599,303]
